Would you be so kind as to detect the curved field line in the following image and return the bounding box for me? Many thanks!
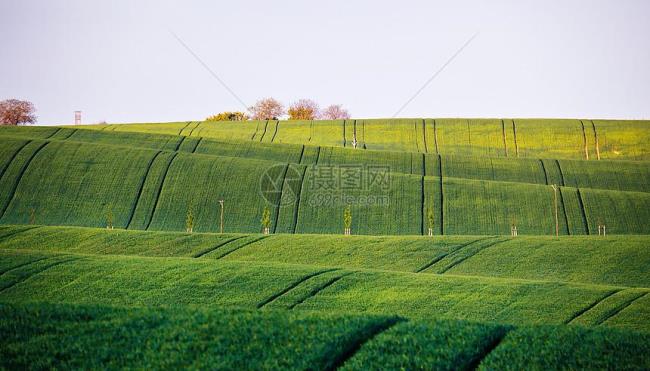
[288,272,353,310]
[438,154,444,235]
[438,238,507,274]
[0,255,49,276]
[466,329,511,370]
[250,120,261,140]
[420,175,425,235]
[297,145,305,164]
[256,268,338,309]
[422,119,428,153]
[45,128,62,139]
[272,165,289,233]
[0,140,32,181]
[174,136,186,151]
[555,160,566,186]
[177,121,192,136]
[60,129,77,140]
[576,188,590,235]
[144,153,178,230]
[415,237,490,273]
[192,236,247,258]
[190,138,202,153]
[186,122,201,137]
[539,159,549,185]
[291,166,308,234]
[0,257,80,294]
[315,146,321,165]
[598,292,648,325]
[557,187,570,235]
[565,289,620,324]
[270,121,280,143]
[342,120,347,147]
[0,225,43,246]
[325,317,405,371]
[0,141,50,219]
[125,151,163,229]
[258,120,269,142]
[213,235,269,260]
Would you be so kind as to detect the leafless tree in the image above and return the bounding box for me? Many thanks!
[288,99,320,120]
[249,98,284,120]
[321,104,350,120]
[0,99,37,125]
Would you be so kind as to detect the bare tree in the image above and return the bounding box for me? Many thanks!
[0,99,37,125]
[321,104,350,120]
[249,98,284,120]
[288,99,319,120]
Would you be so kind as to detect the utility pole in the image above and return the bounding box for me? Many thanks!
[551,185,559,237]
[218,200,224,233]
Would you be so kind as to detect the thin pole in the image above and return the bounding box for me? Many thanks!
[218,200,224,233]
[551,185,559,236]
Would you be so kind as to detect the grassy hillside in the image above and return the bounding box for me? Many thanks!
[0,134,648,235]
[71,118,650,160]
[3,302,648,370]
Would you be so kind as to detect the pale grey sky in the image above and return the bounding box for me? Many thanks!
[1,0,649,125]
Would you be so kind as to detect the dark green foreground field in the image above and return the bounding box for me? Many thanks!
[0,119,649,369]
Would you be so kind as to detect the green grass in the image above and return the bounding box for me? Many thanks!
[3,301,648,370]
[1,248,642,328]
[66,118,650,160]
[2,225,649,288]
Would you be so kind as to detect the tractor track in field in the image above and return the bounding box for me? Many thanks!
[576,188,590,235]
[258,120,269,142]
[0,257,80,294]
[438,238,507,274]
[177,121,192,136]
[256,268,339,309]
[466,329,511,370]
[342,120,347,147]
[0,141,50,219]
[126,151,163,229]
[291,166,308,234]
[143,152,178,230]
[213,235,269,260]
[414,237,492,273]
[422,119,429,153]
[326,317,405,371]
[174,136,186,151]
[0,140,32,181]
[438,154,444,235]
[597,292,648,325]
[539,160,549,185]
[511,119,519,157]
[288,272,354,310]
[557,187,570,235]
[0,226,43,245]
[186,122,201,137]
[45,128,62,139]
[0,256,49,276]
[270,121,280,143]
[555,160,566,186]
[420,176,425,235]
[565,289,621,324]
[272,164,290,233]
[191,138,202,153]
[192,236,247,258]
[60,129,77,140]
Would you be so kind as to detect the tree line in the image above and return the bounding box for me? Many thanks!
[206,98,350,122]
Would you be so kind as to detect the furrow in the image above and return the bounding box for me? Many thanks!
[257,269,338,309]
[125,151,163,229]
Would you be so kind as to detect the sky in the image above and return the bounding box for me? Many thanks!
[1,0,649,125]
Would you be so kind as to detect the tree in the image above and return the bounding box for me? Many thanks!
[288,99,319,120]
[261,206,271,234]
[343,205,352,235]
[250,98,284,120]
[206,111,249,121]
[321,104,350,120]
[0,99,37,125]
[427,206,435,236]
[185,205,195,233]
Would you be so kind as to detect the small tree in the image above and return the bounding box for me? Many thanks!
[28,208,36,225]
[185,206,195,233]
[343,205,352,235]
[206,112,249,121]
[0,99,37,125]
[427,206,435,236]
[250,98,284,120]
[261,206,271,234]
[106,208,114,230]
[288,99,319,120]
[321,104,350,120]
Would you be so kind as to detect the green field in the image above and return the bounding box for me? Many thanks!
[0,119,648,368]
